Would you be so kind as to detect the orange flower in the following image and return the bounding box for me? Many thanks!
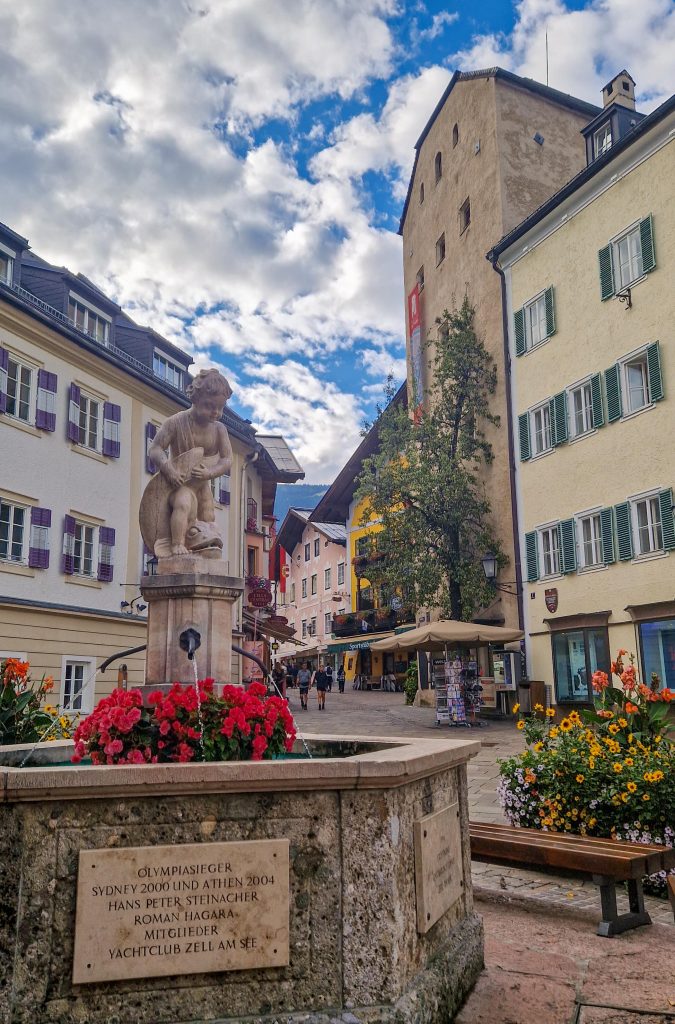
[524,770,536,784]
[597,709,613,719]
[43,676,54,693]
[625,702,638,714]
[618,649,628,657]
[591,670,609,692]
[661,688,673,702]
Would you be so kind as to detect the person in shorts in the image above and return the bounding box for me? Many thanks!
[297,662,312,710]
[313,663,329,710]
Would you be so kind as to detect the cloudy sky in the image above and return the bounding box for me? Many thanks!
[1,0,673,481]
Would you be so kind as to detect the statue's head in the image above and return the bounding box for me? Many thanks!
[187,369,233,420]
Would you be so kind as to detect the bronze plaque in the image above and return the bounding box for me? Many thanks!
[72,839,289,984]
[414,803,464,933]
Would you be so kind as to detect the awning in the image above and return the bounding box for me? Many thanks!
[325,630,396,655]
[242,611,304,646]
[369,620,524,653]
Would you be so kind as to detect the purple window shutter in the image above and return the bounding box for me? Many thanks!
[67,384,81,443]
[97,526,115,582]
[145,422,158,473]
[35,370,58,431]
[0,346,8,414]
[218,474,231,506]
[29,507,51,568]
[62,515,76,574]
[102,402,121,458]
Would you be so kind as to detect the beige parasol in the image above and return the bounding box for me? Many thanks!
[369,620,524,653]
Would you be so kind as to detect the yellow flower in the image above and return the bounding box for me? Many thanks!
[542,817,553,827]
[588,757,595,769]
[43,704,57,715]
[534,742,544,752]
[568,711,581,725]
[627,782,637,793]
[575,774,585,783]
[643,794,650,802]
[550,727,559,739]
[545,708,556,718]
[608,723,620,735]
[59,716,68,728]
[628,733,634,743]
[618,718,628,728]
[624,757,634,767]
[654,735,662,744]
[512,703,520,714]
[613,763,623,773]
[517,720,525,730]
[651,770,664,782]
[620,792,628,803]
[560,718,572,732]
[534,702,544,712]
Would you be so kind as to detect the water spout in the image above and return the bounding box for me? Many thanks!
[179,627,201,661]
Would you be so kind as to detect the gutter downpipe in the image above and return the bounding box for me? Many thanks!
[488,252,525,635]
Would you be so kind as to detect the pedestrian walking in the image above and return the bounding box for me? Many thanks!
[285,662,294,690]
[312,662,329,710]
[297,662,312,710]
[325,664,333,692]
[337,665,345,693]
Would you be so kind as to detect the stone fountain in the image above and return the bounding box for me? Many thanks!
[0,366,484,1024]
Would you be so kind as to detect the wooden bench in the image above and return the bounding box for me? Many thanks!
[469,821,675,937]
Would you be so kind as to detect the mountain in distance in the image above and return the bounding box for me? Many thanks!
[274,483,329,524]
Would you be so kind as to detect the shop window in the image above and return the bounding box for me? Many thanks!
[552,627,610,703]
[639,618,675,690]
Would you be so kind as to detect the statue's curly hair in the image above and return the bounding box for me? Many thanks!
[186,368,233,403]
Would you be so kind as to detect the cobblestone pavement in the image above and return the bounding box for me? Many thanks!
[291,687,674,928]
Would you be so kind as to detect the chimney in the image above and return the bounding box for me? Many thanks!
[603,70,636,111]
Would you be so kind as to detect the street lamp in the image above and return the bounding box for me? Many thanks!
[481,552,498,583]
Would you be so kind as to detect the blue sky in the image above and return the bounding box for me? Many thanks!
[1,0,673,480]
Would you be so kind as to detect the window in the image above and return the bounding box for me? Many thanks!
[0,248,13,285]
[310,616,317,636]
[552,628,609,703]
[301,578,307,599]
[337,562,345,586]
[593,122,612,159]
[68,297,110,344]
[355,536,369,557]
[435,234,445,266]
[311,573,317,595]
[613,225,643,289]
[452,123,459,148]
[531,403,552,456]
[314,537,320,557]
[569,381,594,437]
[419,182,425,204]
[577,513,603,568]
[61,658,95,714]
[632,495,663,556]
[416,266,424,291]
[0,501,26,563]
[324,567,331,590]
[73,522,96,577]
[434,152,442,182]
[301,620,307,638]
[622,354,649,414]
[304,543,310,561]
[324,612,332,634]
[539,525,561,577]
[524,294,547,349]
[639,618,675,690]
[77,393,100,450]
[152,351,183,389]
[290,582,296,604]
[247,546,257,576]
[459,197,471,234]
[6,357,33,422]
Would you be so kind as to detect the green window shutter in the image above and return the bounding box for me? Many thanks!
[514,308,526,356]
[659,489,675,550]
[598,244,614,300]
[600,507,615,564]
[590,372,605,427]
[518,412,531,461]
[639,214,656,274]
[604,364,622,422]
[614,501,633,561]
[559,518,576,573]
[647,342,664,402]
[544,286,556,337]
[525,531,539,582]
[551,391,568,445]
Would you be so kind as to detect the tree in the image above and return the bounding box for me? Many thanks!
[355,296,506,621]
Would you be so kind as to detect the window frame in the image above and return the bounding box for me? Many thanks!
[67,294,111,345]
[610,222,643,290]
[311,573,317,596]
[5,354,34,423]
[551,627,610,704]
[416,266,424,291]
[290,582,295,604]
[638,617,675,691]
[620,349,651,416]
[337,561,345,586]
[314,537,320,557]
[459,196,471,235]
[60,655,96,715]
[76,391,102,451]
[72,520,97,578]
[324,566,331,590]
[530,401,552,457]
[0,499,28,564]
[301,620,307,638]
[324,611,332,634]
[304,542,310,561]
[434,151,442,183]
[152,349,183,389]
[575,509,604,570]
[568,378,594,438]
[630,491,663,557]
[593,122,612,159]
[523,291,548,351]
[0,243,15,285]
[435,233,446,266]
[538,523,561,578]
[301,578,307,599]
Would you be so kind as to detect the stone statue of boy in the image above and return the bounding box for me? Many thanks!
[141,369,233,557]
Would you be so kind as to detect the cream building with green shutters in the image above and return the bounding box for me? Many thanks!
[488,72,675,705]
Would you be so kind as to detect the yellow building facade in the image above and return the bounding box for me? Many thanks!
[492,89,675,704]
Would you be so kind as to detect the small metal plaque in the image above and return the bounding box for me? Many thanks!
[414,803,463,933]
[72,839,289,984]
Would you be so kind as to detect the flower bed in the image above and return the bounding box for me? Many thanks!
[499,651,674,894]
[73,680,296,765]
[0,658,76,745]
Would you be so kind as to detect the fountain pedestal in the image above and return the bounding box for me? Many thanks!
[140,554,244,686]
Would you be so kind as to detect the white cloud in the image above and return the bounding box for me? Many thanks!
[451,0,675,111]
[360,347,407,383]
[412,10,459,44]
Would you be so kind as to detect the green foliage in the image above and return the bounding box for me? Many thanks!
[0,658,74,745]
[404,662,419,706]
[356,296,506,620]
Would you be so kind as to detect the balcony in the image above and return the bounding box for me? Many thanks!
[351,551,384,578]
[331,605,414,637]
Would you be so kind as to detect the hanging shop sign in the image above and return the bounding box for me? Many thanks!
[545,588,558,613]
[249,588,273,608]
[268,614,289,627]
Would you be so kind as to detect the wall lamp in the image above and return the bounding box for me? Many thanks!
[481,552,521,596]
[121,596,147,614]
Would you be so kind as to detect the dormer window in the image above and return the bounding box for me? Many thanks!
[68,295,110,344]
[153,350,183,389]
[0,245,14,285]
[593,122,612,159]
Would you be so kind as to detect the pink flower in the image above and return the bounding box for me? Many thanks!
[159,719,171,736]
[104,739,124,756]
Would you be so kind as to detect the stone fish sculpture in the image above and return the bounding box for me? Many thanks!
[139,369,233,558]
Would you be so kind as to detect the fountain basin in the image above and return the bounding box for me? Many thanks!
[0,733,483,1024]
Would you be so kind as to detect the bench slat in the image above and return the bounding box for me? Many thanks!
[470,823,673,865]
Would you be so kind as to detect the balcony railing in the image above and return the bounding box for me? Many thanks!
[246,497,259,532]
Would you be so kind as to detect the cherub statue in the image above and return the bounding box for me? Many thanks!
[139,369,233,558]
